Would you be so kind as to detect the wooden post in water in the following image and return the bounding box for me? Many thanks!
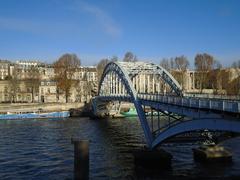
[71,138,89,180]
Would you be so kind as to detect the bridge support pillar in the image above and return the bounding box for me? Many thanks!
[134,100,153,148]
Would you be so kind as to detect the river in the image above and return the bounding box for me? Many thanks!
[0,117,239,179]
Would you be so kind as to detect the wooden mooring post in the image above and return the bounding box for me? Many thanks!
[71,138,89,180]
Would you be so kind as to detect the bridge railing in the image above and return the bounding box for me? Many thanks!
[184,93,240,101]
[137,93,240,114]
[97,94,132,102]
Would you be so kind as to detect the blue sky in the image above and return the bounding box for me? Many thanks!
[0,0,240,66]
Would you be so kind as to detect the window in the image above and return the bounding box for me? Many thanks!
[27,87,31,93]
[27,95,31,101]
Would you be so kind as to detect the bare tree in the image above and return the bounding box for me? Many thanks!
[160,58,170,71]
[53,53,81,103]
[111,56,118,62]
[75,71,97,102]
[160,57,178,92]
[174,55,189,89]
[160,58,175,71]
[123,51,137,62]
[175,56,189,71]
[230,60,240,95]
[232,60,240,69]
[82,73,94,102]
[26,66,41,102]
[160,57,187,90]
[8,65,20,103]
[208,60,223,94]
[194,53,215,93]
[96,58,110,82]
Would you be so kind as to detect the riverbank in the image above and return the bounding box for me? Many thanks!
[0,102,84,113]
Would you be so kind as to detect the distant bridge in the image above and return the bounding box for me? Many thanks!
[93,61,240,149]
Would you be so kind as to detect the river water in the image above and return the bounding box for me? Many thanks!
[0,117,240,179]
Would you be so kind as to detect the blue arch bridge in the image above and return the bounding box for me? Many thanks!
[93,61,240,150]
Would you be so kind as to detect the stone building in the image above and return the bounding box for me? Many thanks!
[0,59,98,103]
[173,68,240,94]
[38,64,55,80]
[2,59,238,103]
[0,80,34,103]
[39,80,58,103]
[0,60,11,80]
[70,66,98,102]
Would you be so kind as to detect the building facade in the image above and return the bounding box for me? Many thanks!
[0,60,11,80]
[1,59,239,103]
[0,60,98,103]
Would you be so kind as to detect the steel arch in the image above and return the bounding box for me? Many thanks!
[151,118,240,149]
[98,62,152,146]
[98,61,182,96]
[97,61,240,149]
[96,61,240,149]
[97,61,183,148]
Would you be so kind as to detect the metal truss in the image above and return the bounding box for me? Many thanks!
[96,61,240,149]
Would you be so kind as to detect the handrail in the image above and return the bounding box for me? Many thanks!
[137,93,240,114]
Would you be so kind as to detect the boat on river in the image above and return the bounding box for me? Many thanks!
[121,108,138,117]
[192,144,232,162]
[120,107,165,117]
[0,111,70,120]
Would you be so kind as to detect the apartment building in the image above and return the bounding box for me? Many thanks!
[0,60,98,103]
[0,60,10,80]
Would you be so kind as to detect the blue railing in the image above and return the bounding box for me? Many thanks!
[137,93,240,114]
[184,93,240,101]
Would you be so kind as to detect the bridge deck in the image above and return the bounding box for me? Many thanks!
[95,61,240,149]
[96,94,240,115]
[138,93,240,114]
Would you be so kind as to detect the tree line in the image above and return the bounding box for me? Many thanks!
[160,53,240,95]
[53,51,138,103]
[5,51,239,103]
[96,51,240,96]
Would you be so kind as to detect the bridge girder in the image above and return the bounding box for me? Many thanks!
[96,61,240,149]
[98,61,182,97]
[151,118,240,149]
[97,61,183,148]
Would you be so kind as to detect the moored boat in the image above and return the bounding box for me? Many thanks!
[0,111,70,120]
[120,107,138,117]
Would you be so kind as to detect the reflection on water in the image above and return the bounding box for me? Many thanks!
[0,117,239,179]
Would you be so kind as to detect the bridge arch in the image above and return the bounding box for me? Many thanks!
[98,61,182,97]
[96,61,240,149]
[97,61,183,148]
[152,118,240,149]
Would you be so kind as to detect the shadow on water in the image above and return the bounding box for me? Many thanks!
[0,117,240,179]
[89,117,240,179]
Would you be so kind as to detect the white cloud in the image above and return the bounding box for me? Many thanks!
[74,1,122,38]
[0,1,122,38]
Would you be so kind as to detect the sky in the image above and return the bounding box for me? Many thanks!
[0,0,240,66]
